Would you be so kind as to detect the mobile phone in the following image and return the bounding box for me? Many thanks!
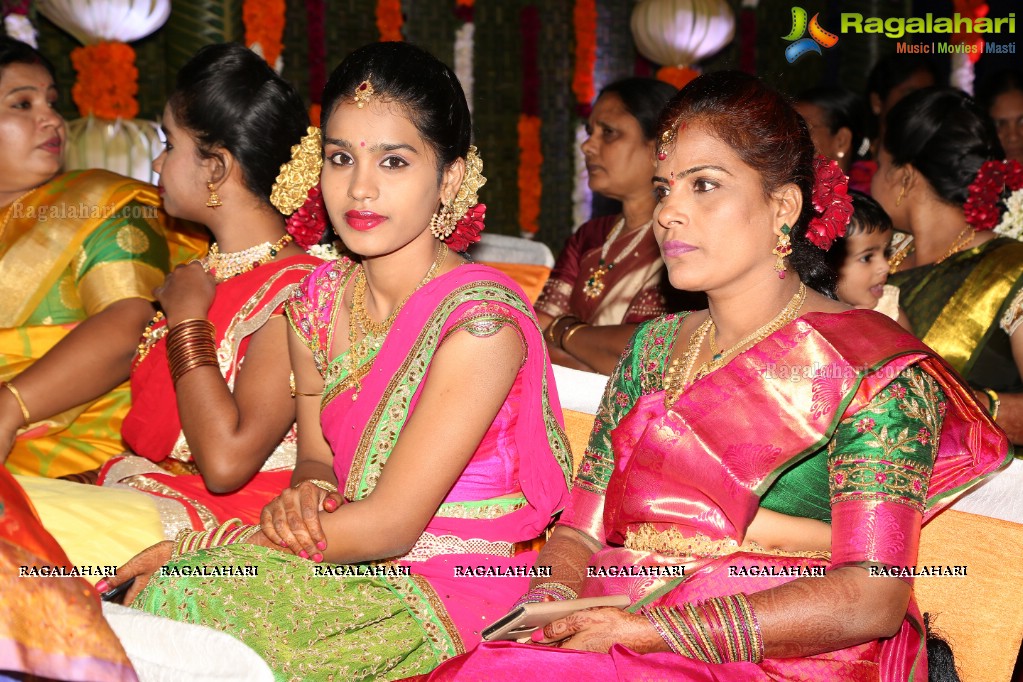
[100,577,135,604]
[482,594,631,641]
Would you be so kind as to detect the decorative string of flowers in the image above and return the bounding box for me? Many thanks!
[655,66,700,90]
[2,0,36,47]
[518,5,542,236]
[572,0,596,118]
[243,0,285,69]
[376,0,403,41]
[806,156,852,250]
[964,159,1023,238]
[70,42,139,119]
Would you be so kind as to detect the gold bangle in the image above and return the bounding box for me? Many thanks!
[544,314,571,344]
[289,371,321,398]
[2,382,31,427]
[300,478,338,494]
[982,387,1000,421]
[560,322,587,351]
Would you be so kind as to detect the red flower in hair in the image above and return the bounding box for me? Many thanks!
[285,184,328,249]
[963,160,1023,231]
[806,156,853,250]
[445,203,486,253]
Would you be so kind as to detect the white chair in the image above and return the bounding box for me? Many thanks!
[467,233,555,267]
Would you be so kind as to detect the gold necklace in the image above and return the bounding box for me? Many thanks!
[582,217,654,299]
[202,234,293,283]
[0,187,41,242]
[934,227,976,265]
[663,283,807,406]
[345,242,447,400]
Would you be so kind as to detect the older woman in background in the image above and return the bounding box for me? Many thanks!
[976,69,1023,164]
[793,86,866,187]
[0,37,205,477]
[535,78,701,375]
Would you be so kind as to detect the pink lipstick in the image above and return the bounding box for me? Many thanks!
[345,210,386,231]
[39,136,61,154]
[662,240,696,258]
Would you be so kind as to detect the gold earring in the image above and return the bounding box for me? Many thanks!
[772,225,792,279]
[206,182,223,208]
[429,202,455,240]
[895,183,907,208]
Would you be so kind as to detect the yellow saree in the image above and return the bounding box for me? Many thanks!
[1,169,207,477]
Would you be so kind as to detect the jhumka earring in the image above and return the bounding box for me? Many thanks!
[429,201,455,240]
[206,182,223,208]
[772,224,792,279]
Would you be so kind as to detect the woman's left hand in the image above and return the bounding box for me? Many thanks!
[154,261,217,325]
[531,607,669,654]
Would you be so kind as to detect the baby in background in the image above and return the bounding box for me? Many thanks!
[827,190,913,331]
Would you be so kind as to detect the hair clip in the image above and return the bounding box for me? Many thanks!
[353,79,374,108]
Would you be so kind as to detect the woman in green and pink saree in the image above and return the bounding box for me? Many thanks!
[99,42,571,681]
[412,72,1009,682]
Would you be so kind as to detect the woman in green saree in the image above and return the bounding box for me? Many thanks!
[879,87,1023,444]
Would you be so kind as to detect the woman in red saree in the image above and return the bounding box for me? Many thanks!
[92,44,323,535]
[413,72,1010,681]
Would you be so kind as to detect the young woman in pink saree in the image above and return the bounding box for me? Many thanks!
[99,42,572,681]
[412,72,1010,681]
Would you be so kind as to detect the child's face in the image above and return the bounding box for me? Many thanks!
[836,230,892,309]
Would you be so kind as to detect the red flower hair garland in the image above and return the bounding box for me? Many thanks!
[806,156,853,250]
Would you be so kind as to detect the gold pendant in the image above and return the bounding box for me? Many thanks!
[583,265,608,299]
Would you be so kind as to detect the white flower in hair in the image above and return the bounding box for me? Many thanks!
[994,188,1023,241]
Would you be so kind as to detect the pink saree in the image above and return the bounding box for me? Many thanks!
[286,259,573,654]
[414,310,1010,680]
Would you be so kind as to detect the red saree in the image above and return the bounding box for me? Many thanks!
[97,255,321,535]
[0,467,137,681]
[414,310,1010,680]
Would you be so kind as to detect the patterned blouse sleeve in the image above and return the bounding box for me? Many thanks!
[74,201,171,314]
[559,320,661,542]
[828,365,944,576]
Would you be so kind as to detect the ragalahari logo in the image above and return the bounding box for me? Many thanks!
[783,7,839,63]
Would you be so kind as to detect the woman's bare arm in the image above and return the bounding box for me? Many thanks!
[0,297,154,460]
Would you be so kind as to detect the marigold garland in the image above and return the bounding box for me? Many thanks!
[656,66,700,90]
[70,42,138,120]
[572,0,596,117]
[518,114,543,235]
[244,0,286,67]
[376,0,403,41]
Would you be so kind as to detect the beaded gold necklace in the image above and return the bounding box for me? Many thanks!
[345,242,447,400]
[202,234,293,283]
[662,283,806,406]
